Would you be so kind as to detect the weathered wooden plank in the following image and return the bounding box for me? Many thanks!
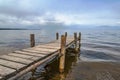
[8,53,34,59]
[31,57,41,61]
[0,66,15,76]
[0,65,15,77]
[22,49,54,54]
[14,51,46,57]
[29,47,58,52]
[9,51,59,80]
[42,44,60,47]
[0,59,26,70]
[8,53,40,61]
[34,47,57,51]
[44,43,60,45]
[36,45,60,49]
[66,41,74,46]
[22,49,52,55]
[67,40,74,43]
[53,38,74,47]
[0,55,33,65]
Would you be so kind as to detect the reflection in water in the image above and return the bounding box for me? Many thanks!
[26,46,81,80]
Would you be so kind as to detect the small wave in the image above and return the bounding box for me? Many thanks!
[93,40,120,46]
[82,43,120,52]
[80,49,120,61]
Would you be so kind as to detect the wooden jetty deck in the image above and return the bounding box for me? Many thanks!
[0,32,81,80]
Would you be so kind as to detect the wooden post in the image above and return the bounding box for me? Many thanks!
[30,34,35,47]
[65,32,67,38]
[78,32,81,49]
[74,32,78,52]
[59,35,66,73]
[65,32,67,43]
[56,32,59,40]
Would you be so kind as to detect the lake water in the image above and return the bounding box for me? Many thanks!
[0,27,120,79]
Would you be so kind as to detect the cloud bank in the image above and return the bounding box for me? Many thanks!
[0,0,120,28]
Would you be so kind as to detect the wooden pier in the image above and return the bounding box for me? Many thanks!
[0,32,81,80]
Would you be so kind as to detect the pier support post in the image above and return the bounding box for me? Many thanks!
[78,32,81,50]
[74,32,78,52]
[65,32,67,38]
[59,35,66,73]
[30,34,35,47]
[56,32,59,40]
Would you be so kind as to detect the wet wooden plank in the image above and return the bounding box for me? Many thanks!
[14,51,46,57]
[0,55,33,65]
[0,59,26,70]
[0,65,16,77]
[8,53,40,61]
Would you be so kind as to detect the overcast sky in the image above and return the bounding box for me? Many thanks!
[0,0,120,28]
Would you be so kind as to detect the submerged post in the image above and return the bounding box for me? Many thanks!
[74,32,78,52]
[56,32,59,40]
[59,35,66,73]
[30,34,35,47]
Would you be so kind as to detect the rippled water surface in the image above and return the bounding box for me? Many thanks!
[0,28,120,80]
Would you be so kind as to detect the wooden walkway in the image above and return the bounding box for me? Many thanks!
[0,34,79,80]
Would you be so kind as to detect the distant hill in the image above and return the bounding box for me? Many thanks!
[0,24,120,30]
[0,28,28,30]
[96,25,120,30]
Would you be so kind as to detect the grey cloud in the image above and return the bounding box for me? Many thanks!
[0,6,43,18]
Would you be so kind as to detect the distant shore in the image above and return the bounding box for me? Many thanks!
[0,28,41,30]
[0,28,28,30]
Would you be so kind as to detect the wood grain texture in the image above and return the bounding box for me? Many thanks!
[14,51,46,57]
[8,53,40,61]
[0,55,33,65]
[0,65,15,76]
[0,59,26,70]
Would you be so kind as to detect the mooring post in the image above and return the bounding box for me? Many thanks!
[56,32,59,40]
[65,32,67,38]
[74,32,78,52]
[78,32,81,49]
[65,32,67,43]
[30,34,35,47]
[59,35,66,73]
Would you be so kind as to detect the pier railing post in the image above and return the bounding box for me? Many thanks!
[59,35,66,73]
[56,32,59,40]
[74,32,78,52]
[30,34,35,47]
